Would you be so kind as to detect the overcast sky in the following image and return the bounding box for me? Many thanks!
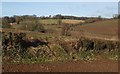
[2,2,118,18]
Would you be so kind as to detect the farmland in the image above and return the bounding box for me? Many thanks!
[72,19,118,41]
[2,15,119,72]
[1,1,120,72]
[75,19,118,35]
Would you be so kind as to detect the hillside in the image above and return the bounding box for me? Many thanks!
[74,19,118,35]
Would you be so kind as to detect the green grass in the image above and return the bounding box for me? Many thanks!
[102,50,119,60]
[3,44,69,64]
[52,45,69,61]
[74,50,97,61]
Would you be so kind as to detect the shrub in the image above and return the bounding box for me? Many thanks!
[2,21,11,28]
[19,21,45,32]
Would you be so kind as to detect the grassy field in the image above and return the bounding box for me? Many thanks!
[4,19,119,41]
[11,19,85,38]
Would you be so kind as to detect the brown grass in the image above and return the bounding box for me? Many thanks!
[62,19,85,24]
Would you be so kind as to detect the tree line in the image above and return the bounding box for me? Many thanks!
[2,14,106,25]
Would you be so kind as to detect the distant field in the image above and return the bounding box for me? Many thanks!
[62,19,85,24]
[71,19,119,41]
[74,19,118,35]
[12,19,85,35]
[6,19,119,41]
[39,19,59,25]
[39,19,85,25]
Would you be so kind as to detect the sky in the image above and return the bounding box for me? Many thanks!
[2,2,118,18]
[1,0,120,2]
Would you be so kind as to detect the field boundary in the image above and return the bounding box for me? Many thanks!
[79,29,119,41]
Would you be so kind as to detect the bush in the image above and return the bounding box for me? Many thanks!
[2,21,11,28]
[19,21,45,32]
[2,32,27,53]
[2,24,11,28]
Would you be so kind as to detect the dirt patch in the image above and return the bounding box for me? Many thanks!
[3,59,118,72]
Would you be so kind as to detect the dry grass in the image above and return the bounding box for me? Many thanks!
[39,19,85,25]
[39,19,59,25]
[62,19,85,24]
